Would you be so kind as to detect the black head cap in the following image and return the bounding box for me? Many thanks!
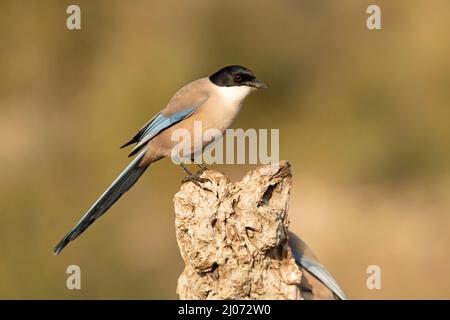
[209,65,267,89]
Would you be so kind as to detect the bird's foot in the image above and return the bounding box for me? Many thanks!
[179,162,211,187]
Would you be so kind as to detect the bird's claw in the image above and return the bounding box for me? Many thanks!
[182,174,210,187]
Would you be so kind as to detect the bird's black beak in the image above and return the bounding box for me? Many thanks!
[246,78,268,89]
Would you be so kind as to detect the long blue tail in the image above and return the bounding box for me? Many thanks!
[53,149,148,255]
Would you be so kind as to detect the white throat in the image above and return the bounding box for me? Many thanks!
[214,85,253,106]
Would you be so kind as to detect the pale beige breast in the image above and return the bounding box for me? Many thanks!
[141,79,250,164]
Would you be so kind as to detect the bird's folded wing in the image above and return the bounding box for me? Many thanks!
[121,79,210,156]
[120,112,162,149]
[125,99,207,157]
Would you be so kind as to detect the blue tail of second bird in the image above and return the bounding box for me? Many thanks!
[53,149,149,255]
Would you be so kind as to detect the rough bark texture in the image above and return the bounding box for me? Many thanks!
[174,161,302,300]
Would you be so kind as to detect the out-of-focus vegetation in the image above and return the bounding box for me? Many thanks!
[0,0,449,299]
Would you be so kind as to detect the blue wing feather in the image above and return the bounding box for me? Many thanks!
[127,103,203,157]
[120,112,162,149]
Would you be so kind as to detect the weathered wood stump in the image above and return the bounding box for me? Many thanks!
[174,161,302,299]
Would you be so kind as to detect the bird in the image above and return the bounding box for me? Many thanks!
[53,65,267,255]
[289,232,347,300]
[53,65,346,300]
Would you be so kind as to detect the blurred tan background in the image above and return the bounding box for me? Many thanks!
[1,0,449,299]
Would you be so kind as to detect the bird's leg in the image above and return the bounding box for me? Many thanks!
[179,163,210,186]
[196,163,209,171]
[190,154,209,172]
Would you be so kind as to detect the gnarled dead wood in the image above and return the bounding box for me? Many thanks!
[174,161,302,300]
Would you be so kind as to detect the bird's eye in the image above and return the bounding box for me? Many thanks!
[234,74,242,82]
